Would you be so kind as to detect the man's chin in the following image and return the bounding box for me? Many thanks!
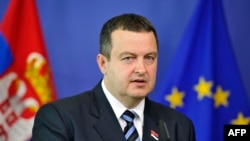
[129,92,149,98]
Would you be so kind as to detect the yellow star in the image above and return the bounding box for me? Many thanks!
[165,87,185,109]
[194,76,213,100]
[231,112,250,125]
[213,86,230,108]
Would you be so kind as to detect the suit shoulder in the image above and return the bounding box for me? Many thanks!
[40,90,93,113]
[149,100,193,123]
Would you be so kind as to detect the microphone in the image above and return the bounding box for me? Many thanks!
[159,119,170,141]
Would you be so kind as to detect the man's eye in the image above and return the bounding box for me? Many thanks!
[123,57,133,60]
[145,56,154,61]
[144,56,155,64]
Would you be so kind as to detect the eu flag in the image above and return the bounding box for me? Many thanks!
[154,0,250,141]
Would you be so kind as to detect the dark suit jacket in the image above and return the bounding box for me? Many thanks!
[32,81,196,141]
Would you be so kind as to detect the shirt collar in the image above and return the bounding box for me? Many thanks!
[101,80,145,122]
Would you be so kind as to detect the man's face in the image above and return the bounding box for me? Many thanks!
[98,29,158,103]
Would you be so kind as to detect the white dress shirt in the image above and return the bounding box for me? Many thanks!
[101,80,145,140]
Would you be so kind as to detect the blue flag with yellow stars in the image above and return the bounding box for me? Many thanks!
[154,0,250,141]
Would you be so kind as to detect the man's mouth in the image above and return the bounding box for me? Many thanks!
[131,79,147,86]
[133,79,145,83]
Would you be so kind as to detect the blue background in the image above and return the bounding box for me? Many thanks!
[1,0,249,102]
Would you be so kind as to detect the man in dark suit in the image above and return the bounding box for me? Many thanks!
[32,13,196,141]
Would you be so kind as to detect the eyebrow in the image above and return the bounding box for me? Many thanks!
[119,51,157,58]
[119,52,135,57]
[146,52,157,57]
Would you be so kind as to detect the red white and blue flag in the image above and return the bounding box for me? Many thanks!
[0,0,57,140]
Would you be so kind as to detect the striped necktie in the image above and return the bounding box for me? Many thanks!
[121,110,140,141]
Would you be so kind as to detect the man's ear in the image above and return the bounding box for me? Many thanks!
[96,54,107,74]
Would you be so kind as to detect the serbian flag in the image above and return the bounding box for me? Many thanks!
[0,0,57,140]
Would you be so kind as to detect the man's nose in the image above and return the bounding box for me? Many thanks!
[134,59,146,74]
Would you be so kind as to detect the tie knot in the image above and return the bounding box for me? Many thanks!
[121,110,136,123]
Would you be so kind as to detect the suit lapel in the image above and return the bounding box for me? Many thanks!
[89,82,126,141]
[143,115,161,141]
[143,100,161,141]
[88,82,165,141]
[93,111,125,141]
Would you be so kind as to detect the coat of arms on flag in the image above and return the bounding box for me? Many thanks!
[0,0,57,140]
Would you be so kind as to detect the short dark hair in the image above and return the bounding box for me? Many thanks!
[99,13,158,60]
